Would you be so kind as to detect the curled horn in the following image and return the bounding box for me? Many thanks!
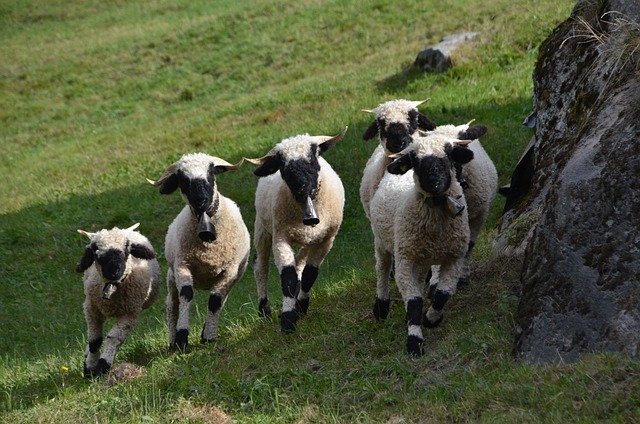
[244,153,275,167]
[215,158,244,171]
[146,162,178,186]
[309,126,348,144]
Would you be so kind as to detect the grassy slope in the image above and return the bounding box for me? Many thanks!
[2,0,638,422]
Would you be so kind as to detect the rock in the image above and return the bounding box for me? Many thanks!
[414,32,477,73]
[500,0,640,363]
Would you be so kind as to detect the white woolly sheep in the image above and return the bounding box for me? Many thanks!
[425,122,498,285]
[360,98,436,219]
[75,223,161,377]
[147,153,250,351]
[245,129,347,333]
[369,133,478,356]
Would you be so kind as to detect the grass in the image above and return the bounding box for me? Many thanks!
[2,0,639,422]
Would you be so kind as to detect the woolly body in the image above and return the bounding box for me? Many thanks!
[369,134,472,356]
[78,226,161,377]
[250,132,345,332]
[151,153,250,350]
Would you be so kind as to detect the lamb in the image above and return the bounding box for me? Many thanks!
[425,122,498,286]
[359,98,436,219]
[75,223,161,377]
[147,153,250,351]
[245,129,347,333]
[369,132,480,356]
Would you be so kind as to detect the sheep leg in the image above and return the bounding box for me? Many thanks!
[424,260,461,328]
[253,223,272,318]
[395,258,425,356]
[172,266,194,351]
[95,315,137,376]
[166,268,180,350]
[200,259,247,343]
[273,239,298,333]
[83,303,105,378]
[373,241,393,321]
[295,237,334,317]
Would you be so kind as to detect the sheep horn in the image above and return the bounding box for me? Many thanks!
[409,98,431,109]
[244,154,274,166]
[361,108,375,113]
[309,126,348,144]
[77,229,94,238]
[465,119,476,126]
[125,223,141,232]
[146,162,178,186]
[214,158,244,170]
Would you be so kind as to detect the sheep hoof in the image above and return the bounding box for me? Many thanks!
[373,298,390,321]
[91,358,111,377]
[295,298,310,317]
[258,300,272,318]
[280,311,297,333]
[423,312,443,328]
[407,336,424,357]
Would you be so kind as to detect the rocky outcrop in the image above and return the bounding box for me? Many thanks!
[414,32,478,73]
[499,0,640,363]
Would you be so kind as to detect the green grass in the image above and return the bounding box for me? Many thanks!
[2,0,639,422]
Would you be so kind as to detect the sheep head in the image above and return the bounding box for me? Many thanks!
[362,98,435,154]
[76,223,156,299]
[147,154,243,242]
[245,128,347,226]
[388,134,473,215]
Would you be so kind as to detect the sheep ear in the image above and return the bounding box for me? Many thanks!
[214,158,244,174]
[245,155,281,177]
[362,121,379,141]
[76,247,95,273]
[318,127,348,155]
[147,163,179,195]
[130,243,156,260]
[457,125,487,140]
[387,153,414,175]
[418,113,437,131]
[450,144,474,164]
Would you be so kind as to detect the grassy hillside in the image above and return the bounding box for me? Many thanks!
[2,0,638,422]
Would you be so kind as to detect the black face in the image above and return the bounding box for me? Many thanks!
[96,245,129,282]
[414,154,452,196]
[280,149,321,203]
[178,164,216,218]
[379,112,420,154]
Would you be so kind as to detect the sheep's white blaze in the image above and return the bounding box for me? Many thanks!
[177,153,212,179]
[276,134,315,161]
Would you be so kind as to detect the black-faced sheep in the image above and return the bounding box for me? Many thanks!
[359,98,436,219]
[147,153,250,351]
[245,129,347,333]
[425,122,498,286]
[75,223,161,377]
[369,133,477,356]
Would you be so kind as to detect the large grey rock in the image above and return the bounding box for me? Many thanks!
[500,0,640,363]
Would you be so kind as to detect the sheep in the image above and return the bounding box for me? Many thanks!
[75,223,161,377]
[245,128,347,333]
[147,153,250,351]
[360,98,436,219]
[369,132,479,356]
[424,122,498,287]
